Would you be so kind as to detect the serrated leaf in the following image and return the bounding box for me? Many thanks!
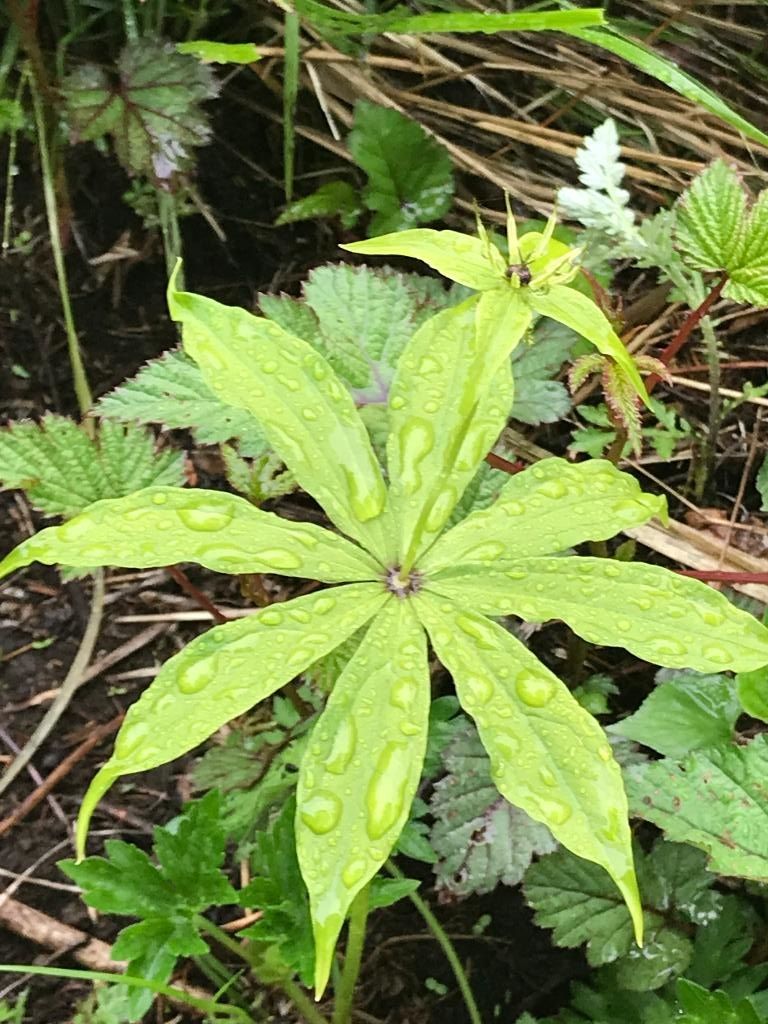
[296,599,429,994]
[168,272,393,560]
[421,458,665,575]
[688,895,757,989]
[385,297,517,567]
[510,324,575,425]
[609,671,740,758]
[61,840,181,918]
[727,190,768,306]
[430,721,556,897]
[675,160,747,271]
[63,39,219,181]
[574,119,626,193]
[349,102,453,236]
[676,980,762,1024]
[75,584,386,857]
[97,349,268,456]
[112,917,207,961]
[0,486,379,583]
[0,417,184,518]
[154,792,237,908]
[445,461,507,529]
[275,180,362,229]
[627,736,768,879]
[416,594,642,943]
[611,928,693,991]
[431,558,768,674]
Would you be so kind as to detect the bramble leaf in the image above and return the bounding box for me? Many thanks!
[62,39,219,181]
[676,979,762,1024]
[609,671,740,758]
[275,180,362,229]
[430,721,556,897]
[385,298,516,567]
[342,229,504,289]
[0,486,379,583]
[296,599,429,994]
[168,271,393,559]
[96,349,268,456]
[421,458,665,574]
[431,558,768,673]
[348,101,453,236]
[510,324,575,425]
[416,594,642,943]
[727,190,768,306]
[675,160,747,272]
[76,584,387,856]
[627,735,768,879]
[0,418,184,518]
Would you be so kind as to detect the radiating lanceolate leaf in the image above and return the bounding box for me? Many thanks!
[0,417,185,518]
[167,271,393,560]
[348,102,453,236]
[385,298,516,568]
[343,229,503,290]
[176,40,261,64]
[0,486,380,584]
[421,458,665,574]
[627,736,768,880]
[76,584,387,858]
[296,599,429,994]
[430,558,768,674]
[415,593,642,943]
[96,350,268,456]
[609,671,740,758]
[529,285,647,403]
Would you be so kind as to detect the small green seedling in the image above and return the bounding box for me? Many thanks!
[3,263,768,998]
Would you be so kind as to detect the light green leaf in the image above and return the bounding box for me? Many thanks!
[0,417,184,518]
[530,285,649,404]
[176,40,261,64]
[674,160,747,272]
[96,349,268,457]
[627,735,768,879]
[348,102,453,236]
[167,272,393,559]
[737,665,768,723]
[609,672,740,758]
[296,599,429,994]
[430,721,556,898]
[275,181,362,229]
[727,191,768,307]
[475,289,532,365]
[341,229,504,290]
[416,593,642,945]
[430,557,768,674]
[571,29,768,151]
[295,0,605,37]
[385,298,514,568]
[421,458,665,575]
[0,486,379,584]
[77,583,386,858]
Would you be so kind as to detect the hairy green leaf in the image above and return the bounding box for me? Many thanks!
[76,584,386,857]
[296,599,429,993]
[416,594,642,943]
[728,190,768,306]
[675,160,747,271]
[348,102,453,236]
[168,271,393,559]
[510,324,575,425]
[0,418,184,518]
[430,721,556,897]
[609,671,740,758]
[627,736,768,879]
[0,486,379,583]
[385,298,515,567]
[431,558,768,673]
[63,39,219,181]
[421,458,665,574]
[96,349,268,456]
[275,180,362,229]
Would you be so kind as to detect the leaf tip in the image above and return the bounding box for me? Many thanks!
[166,259,186,321]
[312,911,344,998]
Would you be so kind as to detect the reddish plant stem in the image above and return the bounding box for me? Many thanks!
[646,272,728,393]
[166,565,230,624]
[485,452,524,474]
[677,568,768,584]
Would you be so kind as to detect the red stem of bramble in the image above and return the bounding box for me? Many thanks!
[645,272,728,393]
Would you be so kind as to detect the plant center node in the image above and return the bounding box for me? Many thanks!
[385,565,424,598]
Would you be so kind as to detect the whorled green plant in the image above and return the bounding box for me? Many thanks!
[2,267,768,997]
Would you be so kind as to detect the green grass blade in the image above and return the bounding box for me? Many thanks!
[283,10,300,202]
[572,27,768,150]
